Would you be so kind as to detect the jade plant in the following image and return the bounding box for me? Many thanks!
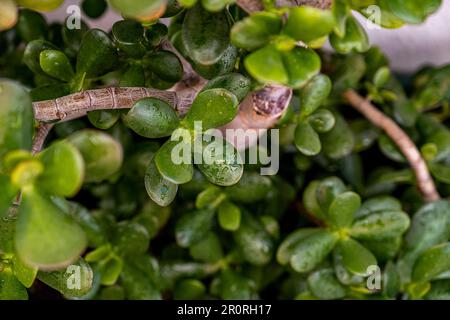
[0,0,449,300]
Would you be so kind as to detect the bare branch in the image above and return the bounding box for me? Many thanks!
[343,89,440,202]
[31,122,54,155]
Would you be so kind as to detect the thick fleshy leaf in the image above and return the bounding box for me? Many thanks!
[119,64,145,87]
[359,236,402,262]
[217,201,241,231]
[429,162,450,184]
[183,88,239,131]
[144,159,178,207]
[189,232,224,263]
[412,243,450,283]
[16,9,47,42]
[224,171,272,203]
[68,130,123,183]
[387,0,442,24]
[0,209,16,254]
[36,141,84,197]
[201,73,251,102]
[308,109,336,133]
[112,221,150,256]
[0,271,28,300]
[39,50,74,82]
[0,80,34,157]
[230,12,282,51]
[192,44,238,80]
[99,256,123,286]
[360,0,404,29]
[336,238,377,275]
[194,135,243,186]
[294,121,321,156]
[300,74,332,116]
[328,191,361,228]
[124,97,179,138]
[0,175,18,218]
[62,18,89,58]
[121,257,161,300]
[82,0,108,18]
[12,255,37,288]
[332,0,350,37]
[315,176,347,214]
[37,258,93,297]
[0,0,17,32]
[182,4,230,65]
[16,0,64,11]
[233,212,274,266]
[355,195,402,219]
[109,0,167,22]
[24,40,58,74]
[330,16,369,54]
[76,29,119,78]
[302,181,326,220]
[276,228,320,265]
[290,230,338,273]
[219,269,254,300]
[112,20,146,58]
[174,279,206,300]
[87,110,120,130]
[16,189,87,269]
[155,140,193,185]
[195,186,225,209]
[284,6,335,43]
[350,210,410,241]
[321,111,355,159]
[307,269,347,300]
[175,209,215,248]
[146,50,183,83]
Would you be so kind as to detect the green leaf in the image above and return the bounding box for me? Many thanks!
[233,212,274,266]
[219,269,254,300]
[16,9,47,42]
[307,269,347,299]
[62,18,88,58]
[0,175,18,218]
[37,258,93,298]
[0,209,16,254]
[189,232,224,263]
[360,0,404,29]
[244,45,288,85]
[294,121,321,156]
[359,236,402,262]
[196,186,225,209]
[201,73,251,102]
[182,3,230,65]
[330,15,369,54]
[36,141,84,197]
[290,230,338,273]
[111,20,146,58]
[387,0,442,24]
[124,97,179,138]
[76,29,119,78]
[119,64,146,87]
[224,171,272,203]
[425,279,450,300]
[109,0,167,22]
[88,110,120,130]
[12,255,37,288]
[146,50,183,83]
[328,191,361,228]
[315,176,347,214]
[412,243,450,283]
[277,228,320,265]
[24,40,58,75]
[336,238,377,275]
[321,111,355,159]
[67,130,123,183]
[332,0,350,37]
[112,221,150,256]
[0,271,28,300]
[144,159,178,207]
[429,162,450,184]
[355,195,402,219]
[174,279,206,300]
[30,83,71,102]
[303,181,326,220]
[16,0,64,11]
[183,88,239,131]
[194,135,243,186]
[308,109,336,133]
[230,12,282,51]
[0,80,34,157]
[373,66,391,88]
[82,0,107,18]
[155,140,193,184]
[282,47,322,88]
[284,6,335,43]
[217,201,241,231]
[175,209,215,248]
[99,256,123,286]
[350,210,410,241]
[15,189,87,269]
[121,261,161,300]
[39,50,74,82]
[191,44,238,80]
[299,74,332,116]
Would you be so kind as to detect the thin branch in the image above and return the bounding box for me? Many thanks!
[343,89,440,202]
[31,122,54,155]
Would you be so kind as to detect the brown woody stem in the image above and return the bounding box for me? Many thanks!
[31,123,54,155]
[343,89,440,202]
